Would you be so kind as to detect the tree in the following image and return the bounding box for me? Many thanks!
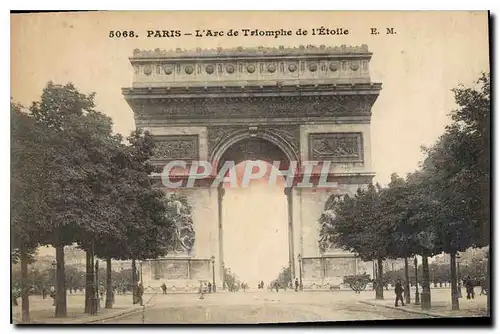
[419,73,490,311]
[378,173,421,304]
[11,101,48,323]
[270,265,292,289]
[319,184,391,299]
[27,82,130,317]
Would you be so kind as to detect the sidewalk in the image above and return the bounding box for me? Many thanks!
[12,294,154,324]
[359,287,488,318]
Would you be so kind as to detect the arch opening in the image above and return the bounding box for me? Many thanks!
[216,136,295,290]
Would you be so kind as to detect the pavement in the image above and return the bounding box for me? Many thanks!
[101,290,430,324]
[359,286,489,318]
[12,293,155,324]
[12,287,488,324]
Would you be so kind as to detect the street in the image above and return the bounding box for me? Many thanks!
[101,290,429,324]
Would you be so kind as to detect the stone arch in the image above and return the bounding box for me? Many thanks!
[210,128,300,173]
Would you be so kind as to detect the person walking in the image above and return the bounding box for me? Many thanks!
[394,279,405,307]
[50,285,56,306]
[198,282,205,299]
[207,282,212,293]
[137,283,144,306]
[295,278,299,292]
[161,282,167,295]
[465,276,475,300]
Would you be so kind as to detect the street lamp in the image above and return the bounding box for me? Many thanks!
[456,254,462,298]
[414,257,420,305]
[222,262,226,290]
[297,254,303,291]
[210,256,216,293]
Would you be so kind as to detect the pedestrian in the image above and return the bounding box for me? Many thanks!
[274,281,279,292]
[394,278,405,307]
[50,285,56,306]
[161,282,167,295]
[137,283,144,306]
[208,282,212,293]
[465,276,475,300]
[199,282,205,299]
[42,286,47,299]
[295,278,299,292]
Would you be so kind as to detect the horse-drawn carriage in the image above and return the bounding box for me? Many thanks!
[343,274,372,292]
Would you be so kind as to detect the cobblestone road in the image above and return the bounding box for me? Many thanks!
[102,290,429,324]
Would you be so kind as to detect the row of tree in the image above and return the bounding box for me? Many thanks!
[383,258,488,286]
[11,264,137,295]
[319,73,490,312]
[11,83,187,322]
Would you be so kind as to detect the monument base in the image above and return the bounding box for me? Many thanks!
[301,253,368,289]
[140,255,212,292]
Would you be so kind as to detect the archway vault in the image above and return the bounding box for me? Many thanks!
[210,127,300,173]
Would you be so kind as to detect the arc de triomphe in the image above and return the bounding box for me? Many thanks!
[122,45,381,290]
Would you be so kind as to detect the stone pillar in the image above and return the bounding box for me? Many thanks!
[293,187,303,284]
[181,187,218,281]
[285,187,296,280]
[217,185,225,285]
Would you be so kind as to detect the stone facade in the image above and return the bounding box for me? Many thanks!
[122,45,381,288]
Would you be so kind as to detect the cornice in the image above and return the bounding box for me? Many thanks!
[122,82,382,100]
[131,44,372,61]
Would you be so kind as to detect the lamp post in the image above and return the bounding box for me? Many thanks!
[456,254,462,298]
[210,256,216,293]
[414,257,420,305]
[222,262,226,290]
[297,254,303,291]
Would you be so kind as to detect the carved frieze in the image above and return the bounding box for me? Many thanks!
[309,133,363,162]
[152,135,199,161]
[134,94,376,122]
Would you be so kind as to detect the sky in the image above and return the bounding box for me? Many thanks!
[12,12,490,282]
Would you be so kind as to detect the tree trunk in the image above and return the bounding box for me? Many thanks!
[54,243,67,317]
[95,260,100,311]
[375,258,384,300]
[450,253,459,310]
[105,258,113,309]
[404,256,411,304]
[84,247,95,314]
[131,258,137,304]
[487,247,490,316]
[20,243,30,324]
[420,254,431,309]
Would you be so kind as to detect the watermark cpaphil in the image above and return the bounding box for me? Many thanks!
[160,160,340,189]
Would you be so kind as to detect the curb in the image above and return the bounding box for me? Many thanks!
[359,300,445,318]
[14,304,155,325]
[83,304,155,324]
